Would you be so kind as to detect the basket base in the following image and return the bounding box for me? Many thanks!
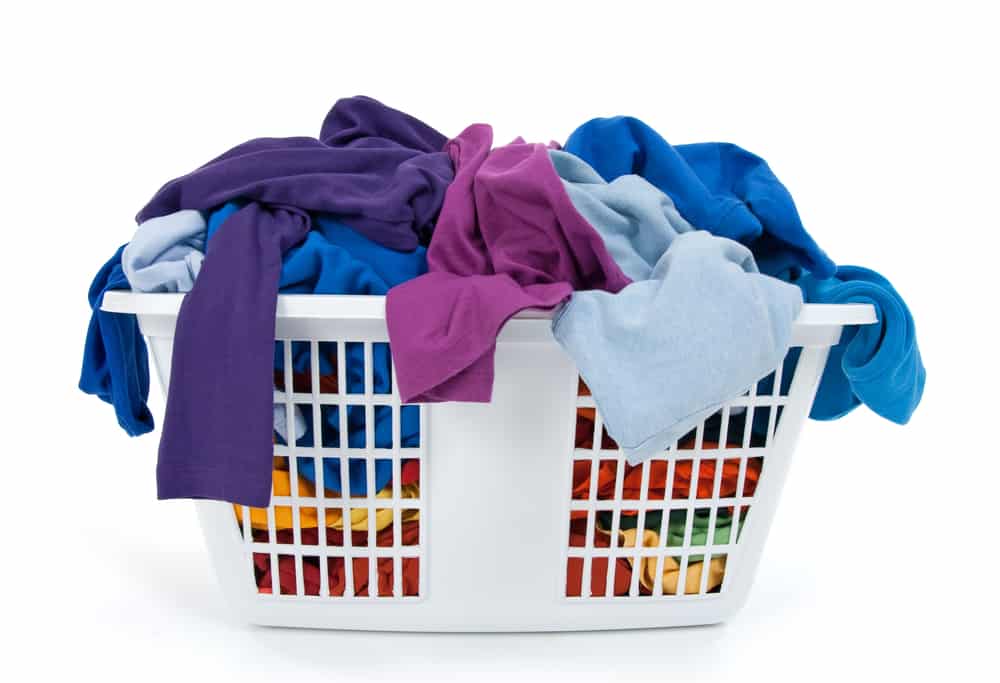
[221,590,749,632]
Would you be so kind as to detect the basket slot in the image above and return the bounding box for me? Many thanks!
[233,336,425,601]
[563,348,796,600]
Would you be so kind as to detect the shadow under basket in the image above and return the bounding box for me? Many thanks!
[103,291,875,632]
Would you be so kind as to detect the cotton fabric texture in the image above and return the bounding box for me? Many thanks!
[255,526,420,597]
[79,245,152,436]
[121,210,206,293]
[386,125,630,403]
[140,97,452,507]
[80,98,926,511]
[563,115,836,278]
[119,197,427,498]
[569,442,763,504]
[793,266,924,423]
[550,151,802,463]
[139,96,453,251]
[566,521,728,597]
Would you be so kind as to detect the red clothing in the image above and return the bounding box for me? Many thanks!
[254,522,420,596]
[570,450,762,517]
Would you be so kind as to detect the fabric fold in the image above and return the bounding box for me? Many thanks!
[794,266,924,423]
[555,232,802,463]
[387,125,631,403]
[81,98,923,513]
[157,203,309,506]
[122,210,206,293]
[79,245,153,436]
[138,96,453,251]
[550,150,802,463]
[563,115,836,278]
[121,96,452,506]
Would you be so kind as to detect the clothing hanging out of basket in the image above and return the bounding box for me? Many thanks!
[81,96,925,509]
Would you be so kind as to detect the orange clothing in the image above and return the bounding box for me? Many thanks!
[234,468,419,532]
[570,449,761,517]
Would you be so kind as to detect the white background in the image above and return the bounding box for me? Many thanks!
[2,1,998,680]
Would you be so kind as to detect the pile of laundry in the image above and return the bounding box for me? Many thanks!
[240,455,422,597]
[569,408,765,597]
[81,96,925,508]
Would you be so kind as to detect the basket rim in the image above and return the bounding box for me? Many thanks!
[101,291,878,326]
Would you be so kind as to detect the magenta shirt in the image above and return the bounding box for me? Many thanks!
[387,124,631,403]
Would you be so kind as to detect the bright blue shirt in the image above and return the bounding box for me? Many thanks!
[564,116,837,278]
[79,245,153,436]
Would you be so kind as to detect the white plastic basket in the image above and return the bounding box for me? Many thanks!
[103,291,875,632]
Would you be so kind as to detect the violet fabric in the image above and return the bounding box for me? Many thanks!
[156,203,309,505]
[138,96,453,250]
[142,97,453,507]
[386,125,632,403]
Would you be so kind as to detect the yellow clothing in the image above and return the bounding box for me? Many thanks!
[234,469,419,532]
[618,528,728,595]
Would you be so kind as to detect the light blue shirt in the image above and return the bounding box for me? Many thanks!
[121,210,205,293]
[550,151,803,463]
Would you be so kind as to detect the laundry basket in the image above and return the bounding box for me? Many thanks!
[102,292,875,631]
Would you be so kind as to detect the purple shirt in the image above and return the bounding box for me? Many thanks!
[144,97,453,507]
[386,124,630,403]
